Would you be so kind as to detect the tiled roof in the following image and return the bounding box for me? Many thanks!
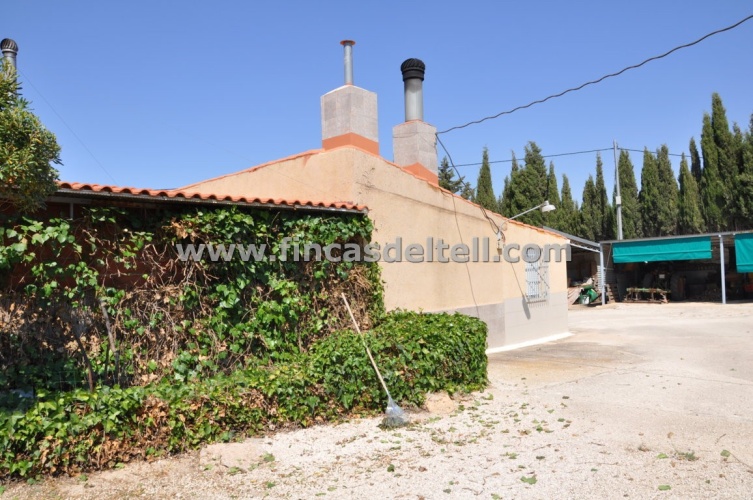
[55,182,367,213]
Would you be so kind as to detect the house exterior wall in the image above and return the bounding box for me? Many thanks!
[185,147,569,349]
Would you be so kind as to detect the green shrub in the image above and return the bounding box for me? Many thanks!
[310,311,488,409]
[0,311,487,479]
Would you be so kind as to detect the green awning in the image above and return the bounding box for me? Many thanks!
[613,236,712,263]
[735,233,753,273]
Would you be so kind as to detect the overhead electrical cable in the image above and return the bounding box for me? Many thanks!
[437,13,753,135]
[451,146,686,169]
[19,70,118,184]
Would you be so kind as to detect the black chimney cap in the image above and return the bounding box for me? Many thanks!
[400,58,425,81]
[1,38,18,53]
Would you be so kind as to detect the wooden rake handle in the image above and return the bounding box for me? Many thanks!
[340,293,391,399]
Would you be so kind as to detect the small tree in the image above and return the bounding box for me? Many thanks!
[0,63,61,213]
[438,156,465,194]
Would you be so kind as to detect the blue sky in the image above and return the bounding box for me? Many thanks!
[4,1,753,206]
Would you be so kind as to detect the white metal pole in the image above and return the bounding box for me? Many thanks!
[599,243,606,305]
[614,140,623,240]
[720,235,726,304]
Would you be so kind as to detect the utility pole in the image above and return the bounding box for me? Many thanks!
[613,140,623,240]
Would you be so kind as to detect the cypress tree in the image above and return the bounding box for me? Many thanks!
[475,147,497,211]
[614,150,641,239]
[579,175,598,241]
[732,116,753,229]
[711,94,736,203]
[639,149,661,237]
[700,113,726,231]
[559,174,577,235]
[655,145,679,235]
[545,162,561,228]
[689,137,702,184]
[499,152,520,217]
[678,153,705,234]
[730,124,746,229]
[594,153,610,240]
[499,152,519,216]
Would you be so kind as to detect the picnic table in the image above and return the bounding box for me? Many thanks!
[624,287,668,303]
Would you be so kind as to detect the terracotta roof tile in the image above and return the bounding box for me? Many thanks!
[55,182,366,213]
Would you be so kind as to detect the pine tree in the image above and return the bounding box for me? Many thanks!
[689,137,702,184]
[594,153,611,240]
[639,149,661,237]
[655,145,679,235]
[438,156,465,194]
[613,150,641,239]
[700,112,726,231]
[559,174,577,234]
[508,142,548,226]
[579,176,598,241]
[474,147,497,211]
[459,182,475,201]
[678,153,705,234]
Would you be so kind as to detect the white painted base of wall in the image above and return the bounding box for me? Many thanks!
[485,331,573,354]
[447,291,569,351]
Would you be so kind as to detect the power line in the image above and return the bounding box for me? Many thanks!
[620,147,685,158]
[19,70,118,184]
[437,13,753,135]
[448,146,687,169]
[453,148,613,167]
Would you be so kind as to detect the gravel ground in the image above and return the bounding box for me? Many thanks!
[4,302,753,499]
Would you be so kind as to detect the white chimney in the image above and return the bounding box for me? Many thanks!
[320,40,379,154]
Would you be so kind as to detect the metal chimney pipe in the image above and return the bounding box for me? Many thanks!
[1,38,19,72]
[400,58,425,122]
[341,40,355,85]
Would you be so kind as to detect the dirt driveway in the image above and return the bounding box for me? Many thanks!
[5,302,753,499]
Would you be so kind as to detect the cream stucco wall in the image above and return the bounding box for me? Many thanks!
[184,146,569,349]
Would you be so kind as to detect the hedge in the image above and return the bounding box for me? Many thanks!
[0,311,487,479]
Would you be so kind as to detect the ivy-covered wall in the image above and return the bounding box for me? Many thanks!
[0,202,488,480]
[0,204,382,393]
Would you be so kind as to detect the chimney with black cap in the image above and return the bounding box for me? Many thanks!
[392,58,438,184]
[1,38,19,75]
[320,40,379,154]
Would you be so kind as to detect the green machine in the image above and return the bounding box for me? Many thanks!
[579,284,599,305]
